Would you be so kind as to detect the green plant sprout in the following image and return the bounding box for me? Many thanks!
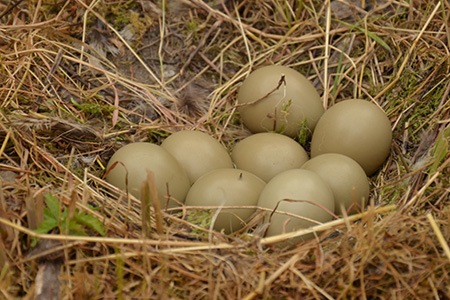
[272,98,293,134]
[297,118,311,146]
[33,193,106,246]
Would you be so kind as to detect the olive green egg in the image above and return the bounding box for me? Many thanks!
[301,153,369,215]
[185,168,266,234]
[311,99,392,175]
[231,132,309,182]
[161,130,233,184]
[257,169,335,242]
[237,65,324,138]
[105,142,190,208]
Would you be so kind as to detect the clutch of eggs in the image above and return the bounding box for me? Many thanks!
[104,65,392,244]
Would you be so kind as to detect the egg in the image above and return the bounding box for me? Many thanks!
[237,65,324,138]
[257,169,335,242]
[311,99,392,175]
[301,153,369,214]
[161,130,233,184]
[105,142,190,208]
[185,168,265,234]
[231,132,309,182]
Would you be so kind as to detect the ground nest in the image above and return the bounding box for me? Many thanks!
[0,0,449,299]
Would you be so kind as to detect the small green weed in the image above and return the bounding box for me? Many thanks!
[296,118,311,147]
[33,193,106,246]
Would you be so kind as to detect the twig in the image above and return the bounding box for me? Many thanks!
[427,213,450,262]
[0,0,25,19]
[235,74,286,107]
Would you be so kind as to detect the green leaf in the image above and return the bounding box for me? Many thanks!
[65,219,87,236]
[33,193,105,243]
[365,30,391,52]
[34,216,58,234]
[74,211,106,236]
[34,193,61,235]
[337,19,391,52]
[429,127,449,174]
[44,193,61,220]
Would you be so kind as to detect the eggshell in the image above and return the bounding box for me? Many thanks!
[301,153,369,214]
[237,65,324,138]
[105,142,190,208]
[231,132,309,182]
[257,169,335,242]
[185,168,265,234]
[311,99,392,175]
[161,130,233,184]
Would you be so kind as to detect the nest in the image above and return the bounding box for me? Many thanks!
[0,0,449,299]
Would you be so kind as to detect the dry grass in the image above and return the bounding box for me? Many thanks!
[0,0,449,299]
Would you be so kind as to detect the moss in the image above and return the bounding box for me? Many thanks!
[104,1,153,43]
[72,99,115,116]
[127,11,154,41]
[186,18,200,38]
[186,209,213,237]
[108,2,140,29]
